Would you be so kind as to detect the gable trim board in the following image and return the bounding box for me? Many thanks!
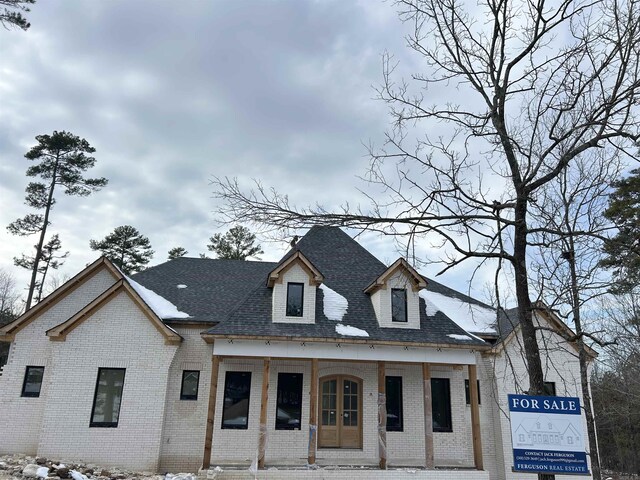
[0,257,121,341]
[266,250,324,287]
[364,258,427,294]
[489,305,597,359]
[46,279,182,345]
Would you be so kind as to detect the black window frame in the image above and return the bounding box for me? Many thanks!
[90,367,126,428]
[222,371,252,430]
[21,365,45,398]
[275,372,303,430]
[286,282,304,317]
[543,381,557,396]
[391,288,408,323]
[431,377,452,432]
[180,370,200,401]
[385,376,404,432]
[465,379,481,405]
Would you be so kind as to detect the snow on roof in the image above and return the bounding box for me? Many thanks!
[420,290,496,334]
[447,333,474,341]
[335,323,369,337]
[319,283,348,321]
[126,276,190,319]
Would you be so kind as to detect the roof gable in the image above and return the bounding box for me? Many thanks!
[364,257,427,294]
[46,278,182,345]
[266,250,324,287]
[0,257,121,341]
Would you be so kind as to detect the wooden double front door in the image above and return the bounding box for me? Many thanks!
[318,375,362,449]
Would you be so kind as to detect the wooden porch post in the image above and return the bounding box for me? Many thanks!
[202,355,220,469]
[422,363,434,469]
[258,357,270,469]
[378,361,387,470]
[308,358,319,465]
[468,364,484,470]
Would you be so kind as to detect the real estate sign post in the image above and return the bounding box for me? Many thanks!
[508,394,590,475]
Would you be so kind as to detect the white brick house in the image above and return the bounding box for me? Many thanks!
[0,227,595,479]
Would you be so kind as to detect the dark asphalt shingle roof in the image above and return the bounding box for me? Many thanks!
[132,257,277,323]
[132,227,490,347]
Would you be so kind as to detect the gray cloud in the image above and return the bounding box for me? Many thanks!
[0,0,495,303]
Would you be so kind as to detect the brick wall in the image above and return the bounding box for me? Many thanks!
[371,271,421,329]
[0,268,116,455]
[208,359,477,469]
[272,264,316,324]
[491,312,593,480]
[159,326,214,473]
[36,291,178,472]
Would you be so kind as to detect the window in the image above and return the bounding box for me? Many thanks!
[222,371,251,429]
[431,378,452,432]
[519,434,525,442]
[180,370,200,400]
[464,379,481,405]
[276,373,303,430]
[90,368,126,427]
[543,381,556,396]
[21,366,44,398]
[286,283,304,317]
[386,376,403,432]
[391,288,407,322]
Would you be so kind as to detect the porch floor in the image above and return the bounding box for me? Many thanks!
[200,465,489,480]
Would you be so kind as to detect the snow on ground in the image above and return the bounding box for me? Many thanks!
[419,290,496,334]
[335,324,369,337]
[319,284,348,321]
[125,276,190,319]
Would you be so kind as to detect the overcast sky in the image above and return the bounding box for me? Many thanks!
[0,0,497,303]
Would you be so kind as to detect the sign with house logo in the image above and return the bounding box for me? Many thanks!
[508,394,590,475]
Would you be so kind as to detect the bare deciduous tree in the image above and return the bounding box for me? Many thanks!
[214,3,640,478]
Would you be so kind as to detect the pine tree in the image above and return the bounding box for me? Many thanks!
[0,0,35,30]
[14,234,69,303]
[207,226,263,260]
[602,168,640,293]
[90,225,154,275]
[7,131,107,310]
[168,247,188,260]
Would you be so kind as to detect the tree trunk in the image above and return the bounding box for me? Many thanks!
[513,195,554,480]
[568,250,602,480]
[25,152,59,311]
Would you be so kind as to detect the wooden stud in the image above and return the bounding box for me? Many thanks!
[202,355,220,469]
[423,363,434,469]
[258,358,270,469]
[308,358,319,464]
[378,361,387,470]
[468,364,483,470]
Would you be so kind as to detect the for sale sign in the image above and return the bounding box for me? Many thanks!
[508,394,590,475]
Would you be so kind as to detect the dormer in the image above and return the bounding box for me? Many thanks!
[364,258,427,329]
[267,251,324,324]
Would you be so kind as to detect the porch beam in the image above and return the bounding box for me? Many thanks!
[377,361,387,470]
[202,355,220,469]
[308,358,319,464]
[258,357,270,469]
[422,363,434,469]
[468,364,483,470]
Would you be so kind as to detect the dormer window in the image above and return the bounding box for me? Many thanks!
[391,289,407,322]
[286,283,304,317]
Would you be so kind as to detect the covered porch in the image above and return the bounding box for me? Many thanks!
[200,338,485,476]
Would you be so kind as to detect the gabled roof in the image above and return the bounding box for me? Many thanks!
[202,226,487,348]
[491,302,598,358]
[46,279,182,345]
[364,257,427,294]
[130,257,277,323]
[0,257,121,341]
[266,250,324,287]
